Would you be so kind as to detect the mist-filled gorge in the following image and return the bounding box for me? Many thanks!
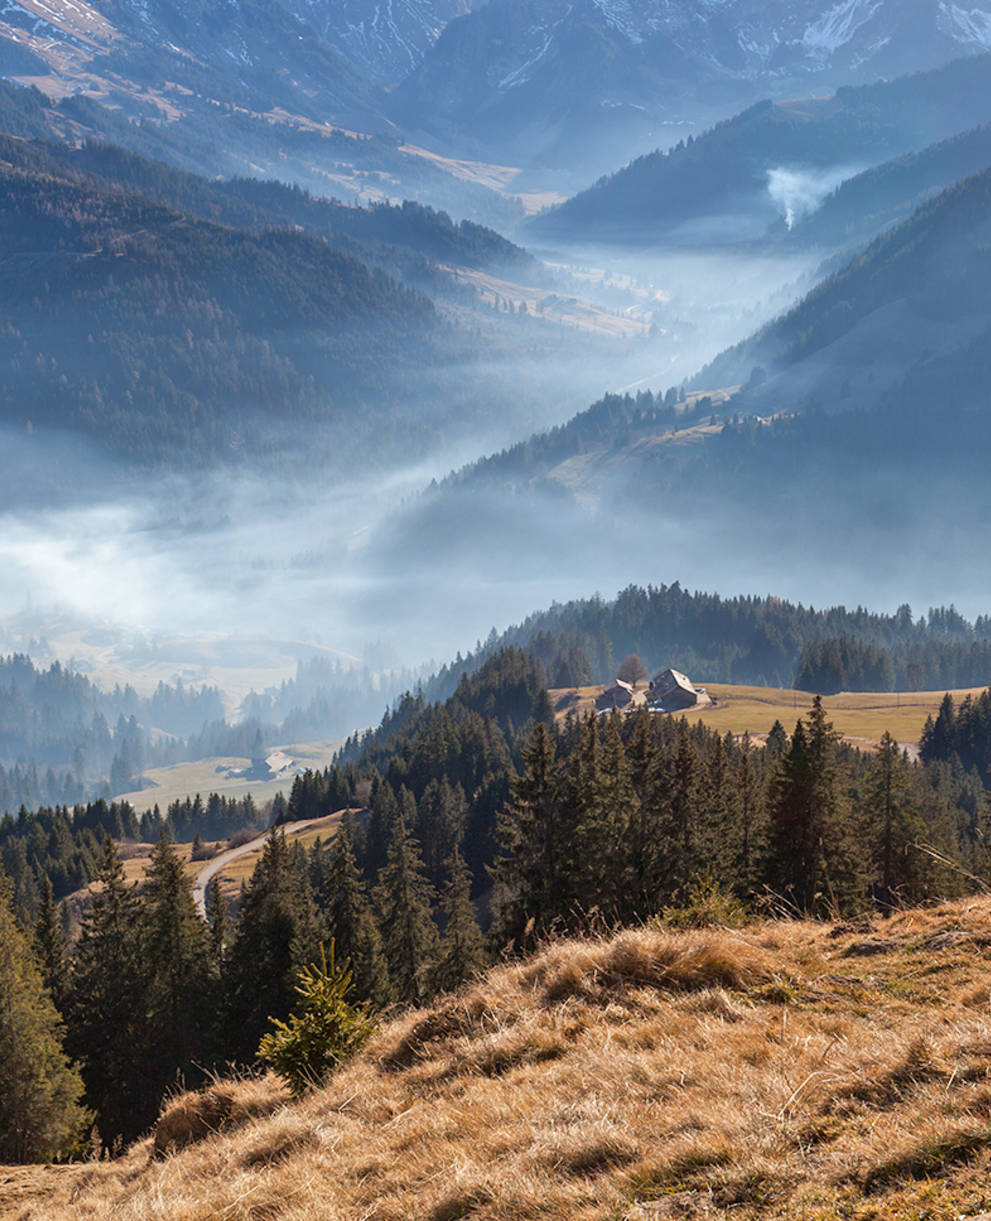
[6,3,991,1212]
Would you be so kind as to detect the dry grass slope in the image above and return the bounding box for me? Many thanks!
[7,904,991,1220]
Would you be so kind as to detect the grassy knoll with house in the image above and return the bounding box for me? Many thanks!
[9,897,991,1220]
[550,683,986,748]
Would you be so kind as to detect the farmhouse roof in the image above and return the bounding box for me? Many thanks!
[651,668,696,697]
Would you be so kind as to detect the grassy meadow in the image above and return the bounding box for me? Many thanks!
[550,683,985,748]
[114,739,345,812]
[10,897,991,1219]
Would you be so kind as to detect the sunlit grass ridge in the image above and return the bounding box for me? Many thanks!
[8,900,991,1220]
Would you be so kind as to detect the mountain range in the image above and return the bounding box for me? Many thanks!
[530,52,991,244]
[5,0,991,178]
[392,0,991,168]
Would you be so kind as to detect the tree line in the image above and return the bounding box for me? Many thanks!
[0,793,263,915]
[421,584,991,695]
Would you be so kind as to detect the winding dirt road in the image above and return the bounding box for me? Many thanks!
[192,812,347,916]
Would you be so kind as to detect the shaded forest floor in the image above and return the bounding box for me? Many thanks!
[6,899,991,1219]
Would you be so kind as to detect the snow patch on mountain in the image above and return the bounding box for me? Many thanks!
[802,0,882,56]
[499,16,569,90]
[737,29,781,61]
[939,2,991,47]
[591,0,646,45]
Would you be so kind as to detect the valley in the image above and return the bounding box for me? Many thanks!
[2,3,991,1215]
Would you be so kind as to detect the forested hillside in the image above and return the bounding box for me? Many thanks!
[0,77,522,229]
[698,164,991,395]
[787,120,991,251]
[414,585,991,693]
[532,53,991,243]
[0,158,441,463]
[0,136,537,282]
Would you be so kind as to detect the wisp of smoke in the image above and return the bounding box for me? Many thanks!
[766,165,856,229]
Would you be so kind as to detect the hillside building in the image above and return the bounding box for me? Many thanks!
[595,678,647,713]
[649,668,711,713]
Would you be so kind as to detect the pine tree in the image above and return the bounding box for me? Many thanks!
[0,872,86,1162]
[417,777,467,886]
[66,837,151,1146]
[141,833,213,1098]
[731,733,766,898]
[652,722,701,902]
[492,721,567,944]
[768,699,859,916]
[324,821,391,1007]
[572,714,634,920]
[224,829,321,1062]
[624,710,663,919]
[365,779,399,878]
[373,811,439,1006]
[205,877,228,973]
[433,849,486,993]
[866,732,924,908]
[34,872,68,1010]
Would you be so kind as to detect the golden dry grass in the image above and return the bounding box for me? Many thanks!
[551,684,986,749]
[8,903,991,1220]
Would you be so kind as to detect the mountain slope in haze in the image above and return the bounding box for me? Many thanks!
[362,163,991,622]
[393,0,991,168]
[15,906,991,1220]
[0,32,522,231]
[0,158,439,464]
[0,0,385,130]
[697,164,991,409]
[0,126,663,495]
[532,52,991,244]
[0,133,538,284]
[784,120,991,251]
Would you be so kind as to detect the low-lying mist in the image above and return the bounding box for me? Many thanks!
[0,241,852,712]
[7,415,991,705]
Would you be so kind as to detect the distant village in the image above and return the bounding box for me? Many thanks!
[595,667,712,716]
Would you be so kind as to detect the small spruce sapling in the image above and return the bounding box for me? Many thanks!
[257,943,375,1096]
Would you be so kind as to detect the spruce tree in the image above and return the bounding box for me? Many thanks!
[66,837,151,1146]
[0,872,86,1162]
[205,877,228,973]
[224,829,321,1062]
[867,732,924,908]
[768,699,859,916]
[652,722,701,902]
[141,833,213,1098]
[433,849,486,993]
[625,710,664,919]
[572,714,634,920]
[373,811,440,1006]
[731,733,766,898]
[492,721,567,944]
[34,872,68,1010]
[365,779,399,878]
[324,821,391,1008]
